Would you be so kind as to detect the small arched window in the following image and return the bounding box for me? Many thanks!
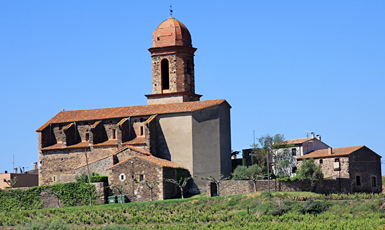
[161,59,169,90]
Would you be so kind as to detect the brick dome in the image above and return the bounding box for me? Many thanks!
[152,17,192,48]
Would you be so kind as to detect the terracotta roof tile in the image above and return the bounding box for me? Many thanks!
[106,154,184,170]
[37,99,228,132]
[74,145,151,170]
[93,139,118,147]
[41,141,90,151]
[144,114,157,125]
[123,137,146,145]
[62,123,73,131]
[91,121,101,129]
[285,137,316,145]
[297,145,365,160]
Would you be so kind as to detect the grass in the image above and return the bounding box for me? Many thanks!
[1,191,385,229]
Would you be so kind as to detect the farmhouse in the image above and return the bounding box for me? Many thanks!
[297,145,382,193]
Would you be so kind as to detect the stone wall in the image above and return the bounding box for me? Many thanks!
[39,182,106,208]
[208,178,366,197]
[107,156,163,202]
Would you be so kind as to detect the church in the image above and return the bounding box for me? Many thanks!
[36,16,232,197]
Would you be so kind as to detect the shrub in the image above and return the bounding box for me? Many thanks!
[91,176,108,183]
[301,200,327,214]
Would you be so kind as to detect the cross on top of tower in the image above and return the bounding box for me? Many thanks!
[170,4,173,17]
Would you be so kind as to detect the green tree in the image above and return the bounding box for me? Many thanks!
[252,134,286,200]
[242,151,246,166]
[232,164,263,192]
[7,189,24,211]
[297,158,324,192]
[3,178,17,188]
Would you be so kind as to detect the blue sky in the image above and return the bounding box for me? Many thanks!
[1,1,384,173]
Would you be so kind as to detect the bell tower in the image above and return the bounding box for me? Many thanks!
[146,16,202,105]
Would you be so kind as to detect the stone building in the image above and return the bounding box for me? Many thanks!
[273,134,329,177]
[297,145,382,193]
[0,163,39,189]
[237,133,329,177]
[36,16,232,198]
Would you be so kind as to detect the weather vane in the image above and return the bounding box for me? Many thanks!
[170,4,173,17]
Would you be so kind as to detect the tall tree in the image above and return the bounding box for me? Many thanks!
[297,158,324,192]
[252,134,286,200]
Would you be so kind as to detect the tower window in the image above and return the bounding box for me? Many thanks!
[85,133,89,141]
[186,59,192,75]
[112,129,116,139]
[161,59,169,90]
[372,176,377,187]
[157,37,160,40]
[140,126,144,136]
[356,175,361,186]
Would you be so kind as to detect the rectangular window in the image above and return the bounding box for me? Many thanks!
[372,177,376,187]
[140,126,144,136]
[112,129,116,139]
[292,148,297,156]
[356,175,361,186]
[85,133,89,141]
[140,174,144,182]
[320,159,323,164]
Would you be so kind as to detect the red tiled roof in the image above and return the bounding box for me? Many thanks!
[37,99,228,132]
[123,137,146,145]
[41,141,90,151]
[297,145,365,159]
[285,137,316,145]
[106,154,185,170]
[74,145,151,170]
[93,139,118,147]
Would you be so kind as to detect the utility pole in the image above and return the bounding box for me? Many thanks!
[267,148,270,201]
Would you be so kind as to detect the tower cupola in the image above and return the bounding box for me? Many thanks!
[146,17,201,105]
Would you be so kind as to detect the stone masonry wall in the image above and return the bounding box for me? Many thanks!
[209,178,360,197]
[108,156,163,202]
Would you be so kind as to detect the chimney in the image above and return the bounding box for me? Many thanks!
[328,147,332,155]
[14,167,18,173]
[316,135,321,141]
[311,132,315,138]
[33,162,38,170]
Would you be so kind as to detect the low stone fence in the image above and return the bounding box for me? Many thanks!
[39,182,107,208]
[207,178,354,197]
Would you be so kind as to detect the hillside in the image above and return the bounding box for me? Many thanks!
[2,192,385,229]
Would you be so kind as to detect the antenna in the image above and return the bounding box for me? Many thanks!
[253,130,255,146]
[12,155,15,172]
[170,4,173,17]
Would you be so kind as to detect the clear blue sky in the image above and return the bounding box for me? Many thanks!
[1,1,384,173]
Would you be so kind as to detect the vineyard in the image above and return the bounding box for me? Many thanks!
[2,192,385,229]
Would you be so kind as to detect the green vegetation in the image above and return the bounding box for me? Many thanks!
[1,192,385,229]
[232,165,263,192]
[296,158,324,192]
[0,182,97,211]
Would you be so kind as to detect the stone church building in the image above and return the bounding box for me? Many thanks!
[36,16,232,197]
